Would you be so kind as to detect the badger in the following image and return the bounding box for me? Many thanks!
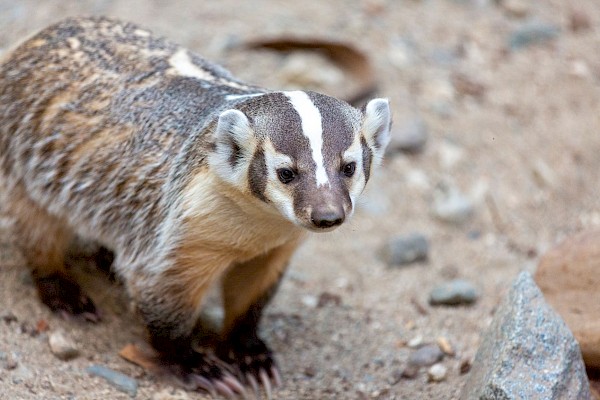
[0,17,391,397]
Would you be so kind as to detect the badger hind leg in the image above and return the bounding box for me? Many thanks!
[7,186,99,321]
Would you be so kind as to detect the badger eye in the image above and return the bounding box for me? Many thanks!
[277,168,296,184]
[342,162,356,177]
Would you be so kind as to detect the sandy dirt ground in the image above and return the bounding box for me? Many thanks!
[0,0,599,399]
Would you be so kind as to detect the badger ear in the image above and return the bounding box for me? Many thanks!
[362,98,391,161]
[215,109,253,145]
[210,109,257,185]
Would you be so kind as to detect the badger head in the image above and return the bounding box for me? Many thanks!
[208,91,391,232]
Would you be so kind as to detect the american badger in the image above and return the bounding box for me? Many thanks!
[0,17,391,396]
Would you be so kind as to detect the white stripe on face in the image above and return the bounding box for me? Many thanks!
[283,91,329,187]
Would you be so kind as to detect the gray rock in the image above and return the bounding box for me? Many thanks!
[408,344,444,367]
[460,271,592,400]
[87,365,138,397]
[382,233,429,266]
[432,183,474,224]
[429,279,479,306]
[509,22,560,50]
[387,118,428,154]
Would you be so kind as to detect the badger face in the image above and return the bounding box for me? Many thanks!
[209,91,391,232]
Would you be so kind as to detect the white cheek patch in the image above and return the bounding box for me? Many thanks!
[283,91,329,187]
[343,136,367,212]
[262,140,298,224]
[168,49,215,81]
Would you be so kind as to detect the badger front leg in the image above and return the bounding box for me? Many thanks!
[133,256,247,397]
[218,240,301,393]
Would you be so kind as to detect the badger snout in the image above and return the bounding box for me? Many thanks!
[310,204,345,229]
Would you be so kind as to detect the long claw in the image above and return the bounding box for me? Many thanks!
[247,373,260,399]
[214,380,236,399]
[271,366,282,388]
[82,311,100,323]
[191,374,217,397]
[260,369,272,400]
[223,374,248,398]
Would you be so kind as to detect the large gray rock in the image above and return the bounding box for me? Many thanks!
[460,271,591,400]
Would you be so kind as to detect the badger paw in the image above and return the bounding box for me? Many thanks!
[35,272,100,322]
[219,339,282,399]
[167,350,248,399]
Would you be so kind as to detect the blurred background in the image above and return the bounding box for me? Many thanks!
[0,1,599,399]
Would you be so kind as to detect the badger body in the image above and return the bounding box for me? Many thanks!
[0,17,391,394]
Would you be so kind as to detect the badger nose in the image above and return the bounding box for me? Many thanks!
[311,207,345,229]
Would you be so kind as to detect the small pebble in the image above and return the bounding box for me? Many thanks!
[1,312,18,324]
[389,369,404,385]
[382,233,429,266]
[429,279,479,306]
[451,72,486,99]
[87,365,138,397]
[49,331,80,361]
[438,141,465,169]
[570,10,591,32]
[499,0,529,18]
[371,388,390,398]
[509,22,560,50]
[304,366,317,378]
[401,364,419,380]
[2,352,18,370]
[387,118,428,154]
[408,344,444,367]
[436,337,455,356]
[407,335,424,348]
[301,295,318,308]
[427,363,448,382]
[531,158,557,188]
[317,292,342,307]
[460,357,472,374]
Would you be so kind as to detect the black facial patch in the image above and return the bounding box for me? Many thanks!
[361,135,372,182]
[248,147,268,202]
